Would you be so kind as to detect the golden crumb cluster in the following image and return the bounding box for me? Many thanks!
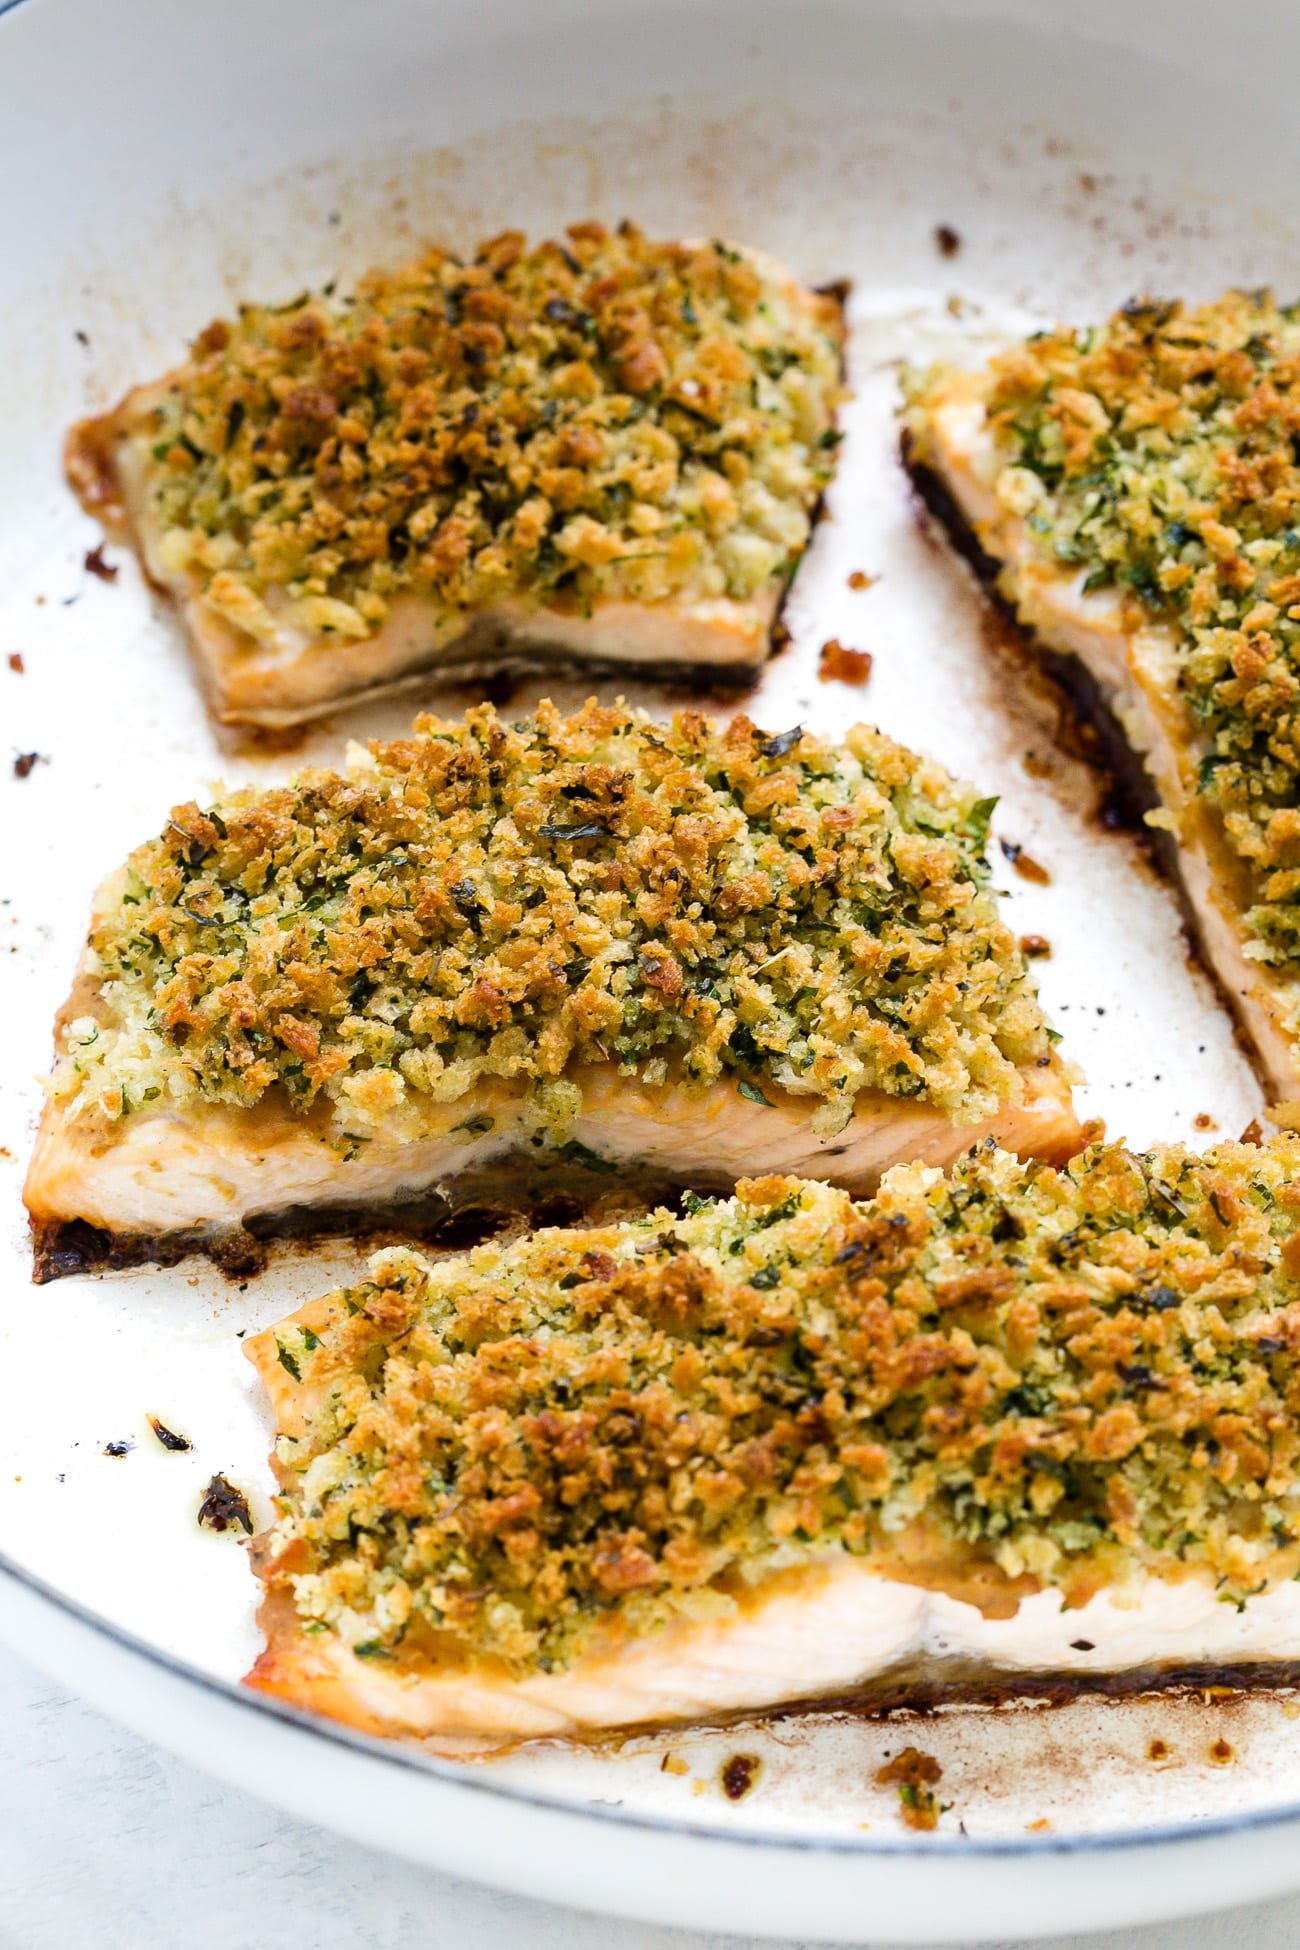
[53,700,1049,1140]
[141,222,844,639]
[257,1140,1300,1672]
[970,291,1300,972]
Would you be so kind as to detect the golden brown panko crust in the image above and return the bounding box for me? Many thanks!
[48,700,1052,1140]
[72,223,844,644]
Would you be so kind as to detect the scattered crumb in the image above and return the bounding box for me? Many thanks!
[83,543,118,583]
[876,1747,944,1831]
[1193,1112,1216,1132]
[1025,1818,1052,1834]
[1208,1739,1236,1766]
[660,1752,690,1777]
[1000,838,1051,884]
[1148,1738,1170,1762]
[102,1439,133,1459]
[197,1473,253,1536]
[1022,750,1053,780]
[847,569,876,591]
[1070,1638,1095,1652]
[74,328,90,347]
[1078,172,1098,194]
[149,1416,193,1453]
[818,638,873,686]
[1241,1118,1265,1145]
[1019,934,1051,960]
[720,1753,762,1802]
[6,653,22,674]
[12,752,45,780]
[934,223,962,257]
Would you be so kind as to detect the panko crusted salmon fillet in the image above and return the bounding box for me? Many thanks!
[247,1141,1300,1748]
[24,700,1079,1274]
[67,223,845,725]
[905,292,1300,1104]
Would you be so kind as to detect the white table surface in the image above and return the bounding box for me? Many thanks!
[5,1649,1300,1950]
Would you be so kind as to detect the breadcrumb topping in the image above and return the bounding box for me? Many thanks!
[256,1140,1300,1672]
[135,223,843,639]
[53,700,1049,1139]
[923,292,1300,981]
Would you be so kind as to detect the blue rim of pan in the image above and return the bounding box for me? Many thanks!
[5,0,1300,1871]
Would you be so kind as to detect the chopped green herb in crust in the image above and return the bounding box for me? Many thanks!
[120,223,843,633]
[920,291,1300,981]
[251,1139,1300,1672]
[50,699,1051,1138]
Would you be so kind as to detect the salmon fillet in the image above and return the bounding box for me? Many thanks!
[25,700,1078,1270]
[67,224,844,725]
[905,293,1300,1103]
[245,1144,1300,1748]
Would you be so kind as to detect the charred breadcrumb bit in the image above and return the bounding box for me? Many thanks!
[1000,838,1051,885]
[255,1138,1300,1674]
[149,1416,193,1452]
[12,752,43,780]
[83,543,118,583]
[6,653,23,674]
[102,1439,133,1458]
[847,569,876,591]
[129,223,844,631]
[198,1472,253,1534]
[1019,934,1052,959]
[720,1753,761,1800]
[876,1747,944,1830]
[51,699,1050,1136]
[818,638,873,685]
[912,292,1300,1001]
[933,225,962,259]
